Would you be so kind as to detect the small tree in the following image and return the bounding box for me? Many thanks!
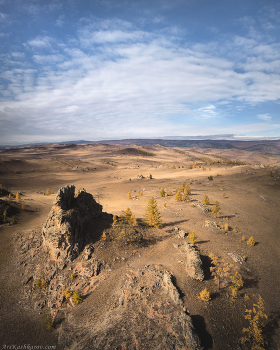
[185,183,191,195]
[240,295,267,350]
[222,192,226,198]
[112,215,119,229]
[209,254,235,290]
[229,272,243,301]
[202,194,210,205]
[127,191,132,199]
[175,190,182,202]
[149,174,153,179]
[46,188,51,196]
[143,197,162,228]
[16,192,21,200]
[139,191,143,197]
[101,231,107,241]
[211,200,221,217]
[160,188,165,197]
[188,231,197,244]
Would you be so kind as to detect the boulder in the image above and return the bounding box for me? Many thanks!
[42,185,102,267]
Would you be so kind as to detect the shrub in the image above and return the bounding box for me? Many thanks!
[70,274,76,280]
[247,236,255,246]
[72,290,83,304]
[208,175,213,181]
[127,191,132,199]
[198,288,211,302]
[202,194,210,205]
[188,231,197,244]
[240,295,267,350]
[44,315,54,331]
[143,197,162,228]
[149,174,153,179]
[160,188,165,197]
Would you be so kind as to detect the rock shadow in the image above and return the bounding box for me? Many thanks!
[191,314,213,350]
[200,255,212,281]
[263,310,280,348]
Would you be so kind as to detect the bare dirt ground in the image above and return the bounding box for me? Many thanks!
[0,143,280,350]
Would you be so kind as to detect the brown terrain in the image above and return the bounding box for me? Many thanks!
[0,143,280,350]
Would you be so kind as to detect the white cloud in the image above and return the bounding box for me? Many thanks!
[1,17,280,143]
[55,15,65,27]
[257,113,271,121]
[27,36,53,48]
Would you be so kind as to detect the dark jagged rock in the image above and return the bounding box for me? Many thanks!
[42,185,102,267]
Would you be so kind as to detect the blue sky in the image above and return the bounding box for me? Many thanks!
[0,0,279,145]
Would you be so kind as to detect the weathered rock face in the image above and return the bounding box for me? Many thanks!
[42,185,102,267]
[66,265,202,350]
[185,243,204,281]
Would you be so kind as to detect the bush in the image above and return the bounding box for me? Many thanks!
[247,236,255,246]
[198,288,211,302]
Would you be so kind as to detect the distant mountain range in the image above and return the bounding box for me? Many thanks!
[1,138,280,155]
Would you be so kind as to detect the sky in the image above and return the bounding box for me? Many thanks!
[0,0,280,145]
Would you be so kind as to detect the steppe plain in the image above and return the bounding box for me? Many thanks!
[0,143,280,350]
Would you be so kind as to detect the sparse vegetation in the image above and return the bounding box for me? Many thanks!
[240,295,267,350]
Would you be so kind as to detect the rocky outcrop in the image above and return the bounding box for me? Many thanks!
[185,243,204,281]
[67,265,202,350]
[42,185,102,268]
